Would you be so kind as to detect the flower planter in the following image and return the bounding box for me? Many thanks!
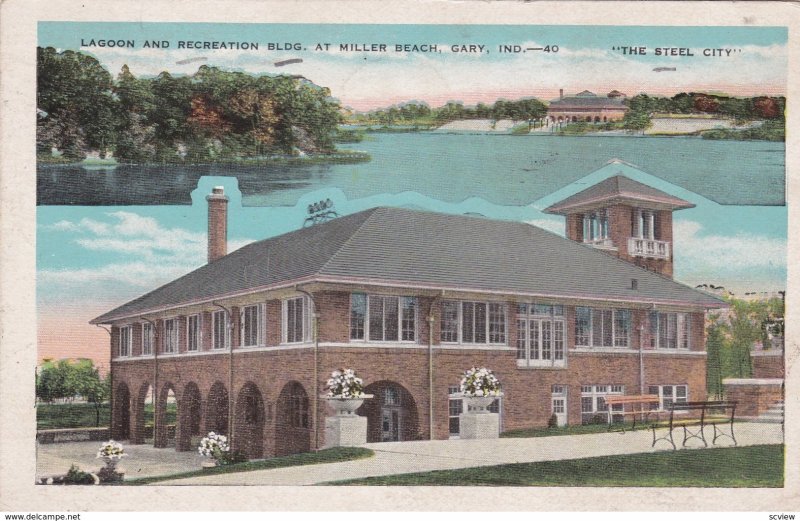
[463,395,500,414]
[323,394,374,415]
[201,459,217,469]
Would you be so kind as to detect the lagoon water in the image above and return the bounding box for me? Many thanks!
[37,133,785,207]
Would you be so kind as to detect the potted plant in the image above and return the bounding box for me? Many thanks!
[96,440,126,482]
[323,368,373,415]
[460,367,503,413]
[198,431,230,468]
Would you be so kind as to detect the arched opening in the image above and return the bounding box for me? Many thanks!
[603,116,608,122]
[275,381,311,456]
[594,116,601,123]
[154,383,177,448]
[131,382,152,444]
[112,383,131,440]
[234,382,265,459]
[359,381,420,443]
[177,382,202,451]
[205,381,229,435]
[557,116,563,123]
[585,116,592,122]
[572,116,578,123]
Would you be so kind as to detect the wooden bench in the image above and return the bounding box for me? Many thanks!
[604,394,661,432]
[651,401,737,450]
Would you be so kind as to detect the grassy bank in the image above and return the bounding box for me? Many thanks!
[37,150,371,167]
[329,444,783,487]
[125,447,374,485]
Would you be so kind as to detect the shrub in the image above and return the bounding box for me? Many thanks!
[547,414,558,429]
[63,464,95,485]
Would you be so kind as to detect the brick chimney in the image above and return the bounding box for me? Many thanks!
[206,186,228,263]
[559,88,564,100]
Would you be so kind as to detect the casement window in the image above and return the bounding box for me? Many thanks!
[648,385,688,410]
[141,323,153,356]
[282,297,308,344]
[649,312,690,350]
[582,209,610,243]
[212,310,229,350]
[440,300,506,345]
[118,326,132,357]
[240,304,265,347]
[350,294,416,342]
[187,314,201,352]
[516,304,565,367]
[575,307,631,348]
[164,318,178,353]
[580,384,624,424]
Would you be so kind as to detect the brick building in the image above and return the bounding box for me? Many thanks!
[547,89,629,124]
[93,176,725,458]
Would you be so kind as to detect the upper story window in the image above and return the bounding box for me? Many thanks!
[350,294,416,342]
[283,297,308,344]
[187,314,201,352]
[575,307,631,348]
[440,300,506,345]
[240,304,264,347]
[119,326,132,357]
[164,318,178,353]
[632,208,658,240]
[212,310,228,350]
[582,209,609,243]
[650,312,690,350]
[141,323,153,355]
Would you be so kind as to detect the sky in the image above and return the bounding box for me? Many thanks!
[36,22,788,370]
[39,22,788,110]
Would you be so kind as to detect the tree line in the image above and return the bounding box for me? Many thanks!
[349,98,549,126]
[37,47,343,162]
[705,294,784,399]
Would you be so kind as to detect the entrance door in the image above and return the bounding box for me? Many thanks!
[381,408,401,441]
[551,385,568,427]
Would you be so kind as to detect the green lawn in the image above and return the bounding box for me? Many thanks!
[37,403,110,429]
[501,423,614,438]
[125,447,374,485]
[328,444,783,487]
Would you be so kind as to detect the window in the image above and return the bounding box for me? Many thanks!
[575,307,631,348]
[650,312,691,349]
[164,319,178,353]
[288,383,309,428]
[448,385,463,437]
[119,326,131,357]
[440,300,506,345]
[141,323,153,356]
[517,304,565,367]
[350,294,416,342]
[632,209,657,240]
[582,209,610,243]
[212,310,228,350]
[187,314,201,352]
[283,297,306,344]
[241,304,264,347]
[580,384,624,424]
[648,385,688,410]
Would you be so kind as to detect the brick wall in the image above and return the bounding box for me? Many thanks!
[723,380,783,417]
[752,352,785,379]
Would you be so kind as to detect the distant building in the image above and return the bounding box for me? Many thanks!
[547,89,629,124]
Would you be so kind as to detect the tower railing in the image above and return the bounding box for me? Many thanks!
[628,237,670,259]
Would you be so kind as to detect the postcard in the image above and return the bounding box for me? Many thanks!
[1,0,798,513]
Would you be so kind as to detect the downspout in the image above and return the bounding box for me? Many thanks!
[427,291,444,440]
[212,302,234,447]
[96,325,112,436]
[141,317,159,445]
[295,286,319,451]
[642,303,657,395]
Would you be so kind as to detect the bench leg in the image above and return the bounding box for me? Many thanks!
[652,425,677,450]
[682,425,708,448]
[712,421,737,446]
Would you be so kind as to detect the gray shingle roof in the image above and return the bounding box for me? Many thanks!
[548,95,628,109]
[544,175,695,214]
[92,207,724,323]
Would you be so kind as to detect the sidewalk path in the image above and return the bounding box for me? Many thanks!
[160,422,783,486]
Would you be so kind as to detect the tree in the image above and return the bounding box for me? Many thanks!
[36,359,109,425]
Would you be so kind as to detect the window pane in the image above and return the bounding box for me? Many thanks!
[369,296,384,341]
[441,301,459,342]
[680,314,690,349]
[474,303,487,343]
[401,297,415,341]
[614,309,630,347]
[516,319,527,360]
[554,321,564,360]
[462,302,474,343]
[530,320,540,359]
[541,320,552,360]
[350,294,366,340]
[602,310,613,346]
[533,304,551,316]
[592,309,604,346]
[576,307,591,346]
[488,303,505,343]
[188,315,199,351]
[384,297,399,341]
[292,298,304,343]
